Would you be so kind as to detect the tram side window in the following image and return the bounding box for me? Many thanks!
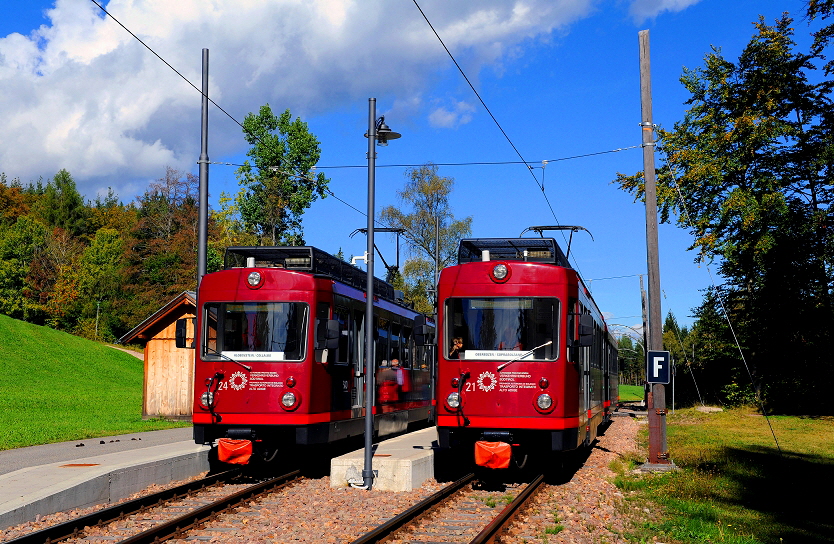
[376,317,389,367]
[334,307,350,365]
[205,304,218,354]
[391,321,404,367]
[402,326,414,368]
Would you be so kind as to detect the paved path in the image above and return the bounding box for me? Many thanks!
[0,427,193,476]
[107,345,144,360]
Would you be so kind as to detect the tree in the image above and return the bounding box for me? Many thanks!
[72,228,126,340]
[0,174,38,225]
[36,170,89,238]
[124,167,201,331]
[89,188,138,234]
[212,191,258,248]
[809,0,834,74]
[235,105,330,245]
[616,335,644,387]
[30,227,84,329]
[380,163,472,314]
[615,14,834,412]
[0,216,49,321]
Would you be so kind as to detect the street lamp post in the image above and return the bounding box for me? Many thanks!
[361,98,400,490]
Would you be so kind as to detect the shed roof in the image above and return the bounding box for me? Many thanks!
[119,290,196,345]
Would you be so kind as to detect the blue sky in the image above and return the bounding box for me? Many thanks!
[1,0,825,336]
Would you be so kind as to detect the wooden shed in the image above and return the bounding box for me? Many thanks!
[120,291,196,421]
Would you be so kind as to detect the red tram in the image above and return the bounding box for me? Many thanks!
[179,246,435,464]
[435,237,618,469]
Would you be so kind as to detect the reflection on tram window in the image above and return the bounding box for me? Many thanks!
[203,302,308,361]
[446,297,559,360]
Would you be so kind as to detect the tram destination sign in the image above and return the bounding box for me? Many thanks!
[646,350,671,384]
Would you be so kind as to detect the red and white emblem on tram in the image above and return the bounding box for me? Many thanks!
[477,371,496,392]
[229,371,248,391]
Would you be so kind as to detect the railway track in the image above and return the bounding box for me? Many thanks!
[7,469,301,544]
[351,473,546,543]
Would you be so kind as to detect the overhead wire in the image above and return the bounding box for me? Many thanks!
[93,0,641,303]
[409,1,557,208]
[89,0,247,137]
[209,144,639,171]
[410,0,589,278]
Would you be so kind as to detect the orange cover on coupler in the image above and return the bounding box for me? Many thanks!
[474,441,512,469]
[218,438,253,464]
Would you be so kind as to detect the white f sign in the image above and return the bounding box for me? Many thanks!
[653,356,664,378]
[646,350,671,384]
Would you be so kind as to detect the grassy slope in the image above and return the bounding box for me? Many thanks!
[0,314,187,450]
[613,407,834,543]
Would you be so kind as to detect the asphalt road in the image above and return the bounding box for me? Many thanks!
[0,427,194,476]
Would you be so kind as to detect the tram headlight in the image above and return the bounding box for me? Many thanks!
[247,271,263,288]
[536,393,553,410]
[281,391,297,408]
[492,264,508,280]
[200,391,214,408]
[446,392,462,409]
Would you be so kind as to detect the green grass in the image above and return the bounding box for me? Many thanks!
[619,384,644,402]
[612,406,834,543]
[0,314,188,450]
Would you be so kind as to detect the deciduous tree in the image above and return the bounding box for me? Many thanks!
[380,163,472,313]
[236,105,329,245]
[615,14,834,412]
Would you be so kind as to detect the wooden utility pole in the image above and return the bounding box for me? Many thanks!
[639,29,672,469]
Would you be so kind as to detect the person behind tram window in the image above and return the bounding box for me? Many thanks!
[376,360,399,403]
[448,337,463,359]
[377,360,396,384]
[391,357,411,393]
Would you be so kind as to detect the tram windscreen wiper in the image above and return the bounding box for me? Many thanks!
[204,345,252,371]
[496,340,553,372]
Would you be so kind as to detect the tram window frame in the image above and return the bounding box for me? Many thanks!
[333,305,351,366]
[402,325,414,369]
[202,301,309,362]
[390,321,405,368]
[444,297,560,361]
[376,316,390,368]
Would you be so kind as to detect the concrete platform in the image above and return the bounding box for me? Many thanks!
[0,435,209,530]
[330,427,437,491]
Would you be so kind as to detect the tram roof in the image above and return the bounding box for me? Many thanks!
[457,238,571,268]
[224,246,397,302]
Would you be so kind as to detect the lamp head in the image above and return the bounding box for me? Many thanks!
[375,116,400,146]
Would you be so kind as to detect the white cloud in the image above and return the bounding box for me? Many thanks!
[628,0,701,22]
[428,100,476,128]
[0,0,597,199]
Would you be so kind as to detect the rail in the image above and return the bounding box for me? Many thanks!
[350,473,475,544]
[6,468,241,544]
[119,470,301,544]
[470,473,546,543]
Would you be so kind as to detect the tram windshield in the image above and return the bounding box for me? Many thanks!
[445,298,558,361]
[203,302,308,361]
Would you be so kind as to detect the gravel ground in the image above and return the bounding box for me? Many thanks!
[0,472,208,542]
[504,414,643,543]
[1,415,644,543]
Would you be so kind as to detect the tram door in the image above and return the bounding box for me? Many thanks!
[352,308,365,412]
[329,303,353,411]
